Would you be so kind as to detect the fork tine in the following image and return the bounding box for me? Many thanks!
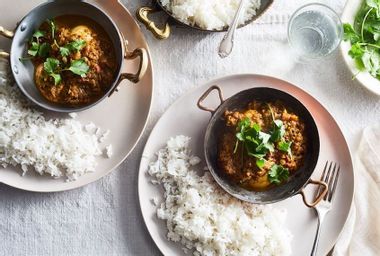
[323,162,333,200]
[327,163,337,200]
[328,166,340,202]
[316,161,329,198]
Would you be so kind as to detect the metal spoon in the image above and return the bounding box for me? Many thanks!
[218,0,245,58]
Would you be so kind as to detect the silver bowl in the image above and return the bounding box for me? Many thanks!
[0,0,148,112]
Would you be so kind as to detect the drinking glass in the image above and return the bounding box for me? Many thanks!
[288,3,343,59]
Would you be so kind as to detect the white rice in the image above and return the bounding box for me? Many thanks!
[160,0,261,30]
[0,60,111,181]
[148,135,292,256]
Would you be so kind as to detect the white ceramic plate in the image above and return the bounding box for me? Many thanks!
[0,0,153,192]
[138,74,354,256]
[340,0,380,96]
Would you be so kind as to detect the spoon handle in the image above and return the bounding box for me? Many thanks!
[218,0,245,58]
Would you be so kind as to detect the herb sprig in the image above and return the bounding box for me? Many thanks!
[233,107,293,185]
[343,0,380,79]
[268,164,290,185]
[20,19,90,85]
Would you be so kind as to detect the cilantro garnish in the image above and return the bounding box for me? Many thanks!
[343,1,380,79]
[60,39,86,57]
[268,164,290,185]
[233,104,294,185]
[20,19,90,85]
[66,59,89,77]
[43,58,61,85]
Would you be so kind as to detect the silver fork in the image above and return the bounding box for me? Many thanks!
[311,162,340,256]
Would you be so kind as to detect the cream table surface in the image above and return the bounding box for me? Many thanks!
[0,0,379,255]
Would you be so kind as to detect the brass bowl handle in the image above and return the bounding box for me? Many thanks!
[197,85,225,115]
[109,41,149,96]
[299,179,328,208]
[0,52,10,59]
[136,6,170,40]
[0,26,14,59]
[0,26,14,39]
[121,46,148,83]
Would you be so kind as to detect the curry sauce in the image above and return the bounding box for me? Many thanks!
[218,101,307,191]
[32,15,117,106]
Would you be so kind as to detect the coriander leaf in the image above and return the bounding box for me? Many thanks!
[68,59,89,77]
[44,57,60,74]
[252,123,261,132]
[59,46,70,57]
[343,23,360,43]
[362,50,380,76]
[258,132,271,144]
[33,30,45,41]
[278,140,292,152]
[49,73,61,85]
[270,120,285,142]
[278,140,292,158]
[348,43,365,59]
[367,0,380,11]
[256,159,265,169]
[68,39,86,51]
[28,42,39,56]
[238,117,251,130]
[38,42,50,58]
[374,32,380,41]
[268,164,290,185]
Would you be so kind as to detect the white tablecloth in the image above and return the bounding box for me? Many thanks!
[1,0,380,255]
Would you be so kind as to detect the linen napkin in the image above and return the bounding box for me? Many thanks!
[334,125,380,256]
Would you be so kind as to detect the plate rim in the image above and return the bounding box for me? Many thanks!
[138,73,355,256]
[0,0,155,192]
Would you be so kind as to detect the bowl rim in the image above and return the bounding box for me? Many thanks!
[9,0,126,113]
[203,86,320,204]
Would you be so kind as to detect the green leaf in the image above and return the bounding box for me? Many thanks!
[238,117,251,130]
[68,39,86,51]
[252,123,261,132]
[367,0,380,10]
[33,30,45,41]
[270,120,285,142]
[278,140,291,152]
[59,46,70,57]
[268,164,290,185]
[68,59,89,77]
[343,23,361,43]
[49,73,61,85]
[362,50,380,76]
[27,42,39,56]
[278,140,292,157]
[44,57,60,74]
[256,159,265,169]
[38,42,50,58]
[348,43,365,59]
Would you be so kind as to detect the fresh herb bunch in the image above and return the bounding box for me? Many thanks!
[233,113,292,185]
[20,19,90,85]
[343,0,380,79]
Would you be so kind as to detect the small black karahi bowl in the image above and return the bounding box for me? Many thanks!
[197,85,327,207]
[0,0,148,113]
